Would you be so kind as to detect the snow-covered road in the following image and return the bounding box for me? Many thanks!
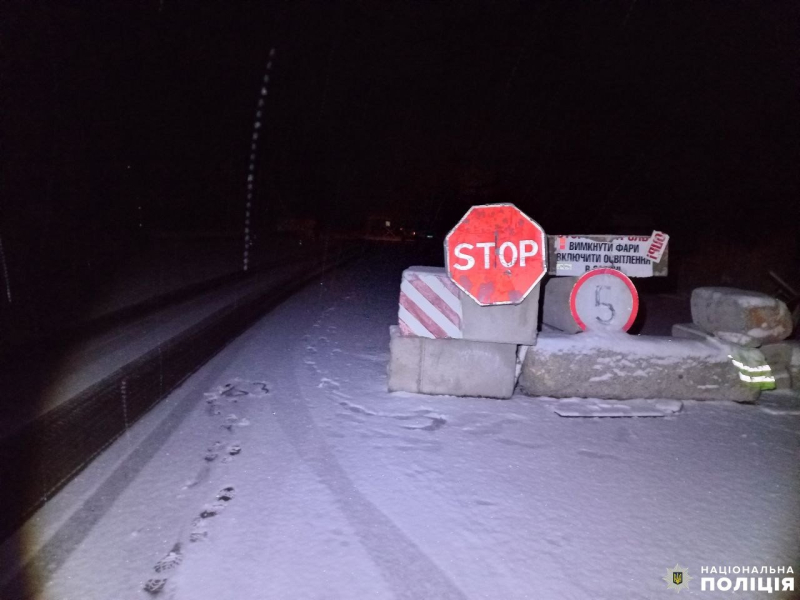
[3,249,798,599]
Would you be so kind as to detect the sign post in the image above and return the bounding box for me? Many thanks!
[445,204,547,306]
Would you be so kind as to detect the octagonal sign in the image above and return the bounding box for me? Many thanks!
[445,203,547,306]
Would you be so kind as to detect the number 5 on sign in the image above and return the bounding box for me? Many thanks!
[569,268,639,332]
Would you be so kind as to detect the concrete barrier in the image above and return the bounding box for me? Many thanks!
[541,276,581,333]
[387,326,517,398]
[518,332,759,402]
[761,341,800,390]
[691,287,793,345]
[398,266,539,345]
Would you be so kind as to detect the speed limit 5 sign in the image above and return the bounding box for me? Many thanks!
[569,268,639,332]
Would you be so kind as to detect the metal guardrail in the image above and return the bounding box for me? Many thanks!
[0,248,358,543]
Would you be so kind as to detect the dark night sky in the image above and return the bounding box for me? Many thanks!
[3,1,799,252]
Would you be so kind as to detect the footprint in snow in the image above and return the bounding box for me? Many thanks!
[143,542,182,595]
[143,577,167,595]
[199,501,227,519]
[222,443,241,463]
[190,487,235,541]
[205,398,222,416]
[154,543,183,573]
[217,486,235,501]
[222,414,239,431]
[189,520,208,543]
[221,384,249,398]
[204,441,222,462]
[401,415,447,432]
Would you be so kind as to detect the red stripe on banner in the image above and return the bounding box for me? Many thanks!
[399,292,448,338]
[438,275,460,297]
[398,319,413,336]
[408,275,462,328]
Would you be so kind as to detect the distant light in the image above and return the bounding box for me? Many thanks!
[385,220,391,227]
[426,234,434,239]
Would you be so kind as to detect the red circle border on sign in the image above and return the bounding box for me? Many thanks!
[568,268,640,332]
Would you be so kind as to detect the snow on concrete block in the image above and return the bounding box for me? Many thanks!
[673,323,762,348]
[671,323,716,341]
[518,331,759,403]
[387,326,517,398]
[542,276,581,334]
[713,331,761,347]
[398,266,539,345]
[690,287,793,345]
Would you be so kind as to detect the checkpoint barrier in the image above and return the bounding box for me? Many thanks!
[518,332,760,403]
[388,202,797,400]
[388,204,544,398]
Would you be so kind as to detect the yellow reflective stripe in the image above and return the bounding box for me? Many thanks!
[738,373,776,384]
[728,357,772,373]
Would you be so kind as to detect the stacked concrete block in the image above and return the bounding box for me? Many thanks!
[760,341,800,390]
[397,266,539,345]
[388,326,518,398]
[518,331,760,403]
[541,276,582,333]
[389,266,537,398]
[690,287,793,346]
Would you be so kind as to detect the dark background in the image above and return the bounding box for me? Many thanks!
[2,0,799,341]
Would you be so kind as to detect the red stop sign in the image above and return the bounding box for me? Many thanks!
[445,203,547,306]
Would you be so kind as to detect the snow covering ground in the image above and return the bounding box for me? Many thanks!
[2,248,798,600]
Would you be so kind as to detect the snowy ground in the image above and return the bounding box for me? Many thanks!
[2,248,798,599]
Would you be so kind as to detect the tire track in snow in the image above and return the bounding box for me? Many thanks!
[271,345,469,600]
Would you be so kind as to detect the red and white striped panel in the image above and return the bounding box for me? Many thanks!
[398,267,463,339]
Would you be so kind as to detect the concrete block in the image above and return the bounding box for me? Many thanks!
[772,369,791,390]
[460,291,540,345]
[398,266,539,345]
[760,342,794,371]
[387,326,517,398]
[542,276,581,334]
[518,331,759,403]
[691,287,793,345]
[787,341,800,390]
